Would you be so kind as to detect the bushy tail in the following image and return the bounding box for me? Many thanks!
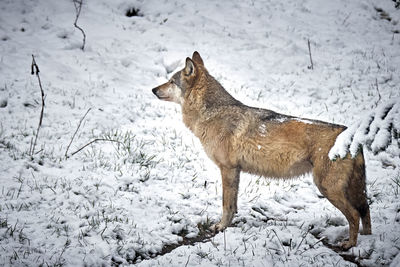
[349,150,369,217]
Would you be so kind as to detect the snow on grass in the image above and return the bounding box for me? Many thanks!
[1,0,400,266]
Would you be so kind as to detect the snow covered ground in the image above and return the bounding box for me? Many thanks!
[1,0,400,266]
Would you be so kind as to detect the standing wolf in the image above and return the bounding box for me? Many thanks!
[152,52,371,249]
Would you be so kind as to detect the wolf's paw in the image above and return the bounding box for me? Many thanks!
[339,240,356,251]
[210,222,228,233]
[361,228,372,235]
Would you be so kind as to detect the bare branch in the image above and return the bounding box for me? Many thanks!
[65,108,91,158]
[73,0,86,50]
[30,55,45,156]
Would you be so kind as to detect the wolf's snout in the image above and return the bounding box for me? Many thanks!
[152,87,158,96]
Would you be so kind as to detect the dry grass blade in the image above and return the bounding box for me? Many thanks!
[65,108,91,158]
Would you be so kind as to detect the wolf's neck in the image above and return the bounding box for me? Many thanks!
[203,74,242,108]
[181,74,241,133]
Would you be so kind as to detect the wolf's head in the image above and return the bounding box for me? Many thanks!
[152,51,204,105]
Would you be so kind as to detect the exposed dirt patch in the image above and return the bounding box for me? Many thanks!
[125,7,142,17]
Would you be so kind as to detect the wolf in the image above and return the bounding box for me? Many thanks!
[152,51,371,249]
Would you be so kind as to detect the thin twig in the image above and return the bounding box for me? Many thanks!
[73,0,86,50]
[70,138,124,157]
[65,108,91,158]
[307,39,314,70]
[30,55,45,156]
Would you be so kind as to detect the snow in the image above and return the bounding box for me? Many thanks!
[1,0,400,266]
[329,98,400,162]
[258,123,267,137]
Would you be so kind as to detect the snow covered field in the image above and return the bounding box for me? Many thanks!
[1,0,400,266]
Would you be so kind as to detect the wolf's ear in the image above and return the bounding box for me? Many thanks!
[184,57,195,76]
[192,51,204,66]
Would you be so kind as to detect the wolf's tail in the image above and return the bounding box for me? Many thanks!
[349,149,369,217]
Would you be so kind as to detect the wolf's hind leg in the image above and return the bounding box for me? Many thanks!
[313,168,360,250]
[323,190,360,250]
[335,199,360,250]
[212,167,240,232]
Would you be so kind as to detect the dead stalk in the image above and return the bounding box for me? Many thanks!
[73,0,86,50]
[307,39,314,70]
[30,55,45,156]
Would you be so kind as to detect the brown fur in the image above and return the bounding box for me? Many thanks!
[152,51,371,249]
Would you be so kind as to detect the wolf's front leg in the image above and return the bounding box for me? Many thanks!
[212,167,240,232]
